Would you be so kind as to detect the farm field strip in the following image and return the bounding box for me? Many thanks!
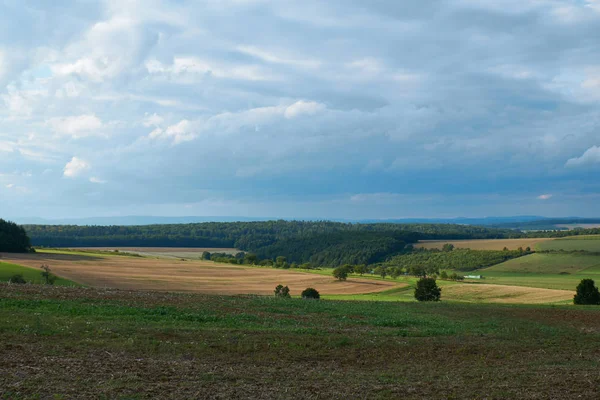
[0,252,397,296]
[51,247,241,259]
[415,238,555,251]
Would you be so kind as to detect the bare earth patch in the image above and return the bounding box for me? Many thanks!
[443,283,573,304]
[0,252,397,295]
[416,238,555,251]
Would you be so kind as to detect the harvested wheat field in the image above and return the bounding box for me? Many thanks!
[0,252,397,295]
[443,283,572,304]
[416,238,555,251]
[74,247,240,258]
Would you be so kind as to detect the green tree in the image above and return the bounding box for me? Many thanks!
[333,266,349,281]
[390,267,402,279]
[414,278,441,302]
[301,288,320,300]
[274,285,291,298]
[244,253,258,265]
[201,251,211,260]
[374,266,387,279]
[442,243,455,252]
[275,256,287,268]
[574,279,600,305]
[440,270,448,280]
[354,264,367,276]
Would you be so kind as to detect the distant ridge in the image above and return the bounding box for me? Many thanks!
[14,215,552,226]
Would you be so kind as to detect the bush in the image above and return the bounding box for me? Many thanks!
[274,284,291,298]
[332,266,349,281]
[301,288,320,300]
[9,274,26,284]
[574,279,600,305]
[414,278,441,302]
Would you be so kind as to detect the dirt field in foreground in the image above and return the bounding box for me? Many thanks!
[1,253,397,295]
[416,238,555,251]
[443,283,572,304]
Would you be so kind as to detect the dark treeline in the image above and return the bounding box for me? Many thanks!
[24,221,520,266]
[0,219,34,253]
[24,220,600,267]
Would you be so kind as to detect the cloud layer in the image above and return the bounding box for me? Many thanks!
[1,0,600,219]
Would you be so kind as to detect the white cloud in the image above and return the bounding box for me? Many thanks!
[237,46,321,69]
[566,146,600,167]
[150,120,197,144]
[537,194,553,200]
[89,177,107,184]
[63,157,91,178]
[146,57,279,82]
[5,183,14,189]
[284,101,326,119]
[47,115,104,138]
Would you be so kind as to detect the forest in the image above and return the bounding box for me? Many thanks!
[21,220,600,267]
[0,219,34,253]
[23,221,522,266]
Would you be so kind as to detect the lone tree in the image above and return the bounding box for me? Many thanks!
[40,264,57,285]
[574,279,600,305]
[333,266,349,281]
[301,288,320,300]
[274,284,291,298]
[414,278,442,302]
[442,243,455,252]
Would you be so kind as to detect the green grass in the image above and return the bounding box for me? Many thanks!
[2,284,600,398]
[478,253,600,290]
[0,261,80,286]
[537,237,600,252]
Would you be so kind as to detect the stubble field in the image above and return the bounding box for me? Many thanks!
[0,252,396,296]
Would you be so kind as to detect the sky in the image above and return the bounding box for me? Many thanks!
[1,0,600,220]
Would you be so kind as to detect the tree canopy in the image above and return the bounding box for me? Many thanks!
[0,219,33,253]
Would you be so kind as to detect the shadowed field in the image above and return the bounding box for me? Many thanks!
[416,238,554,251]
[0,252,397,295]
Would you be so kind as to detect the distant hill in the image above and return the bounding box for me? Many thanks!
[13,215,549,227]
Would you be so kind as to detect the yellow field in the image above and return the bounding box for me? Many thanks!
[415,238,555,251]
[0,252,397,296]
[442,283,572,304]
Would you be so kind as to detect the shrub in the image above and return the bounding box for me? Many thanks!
[301,288,320,300]
[440,271,449,280]
[274,284,291,298]
[574,279,600,305]
[9,274,26,284]
[332,266,349,281]
[414,278,441,302]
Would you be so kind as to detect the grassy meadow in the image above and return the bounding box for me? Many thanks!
[0,261,79,286]
[2,284,600,399]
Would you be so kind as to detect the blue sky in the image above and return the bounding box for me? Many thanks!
[1,0,600,220]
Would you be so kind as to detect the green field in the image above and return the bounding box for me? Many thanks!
[537,236,600,252]
[0,261,80,286]
[477,253,600,290]
[2,284,600,399]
